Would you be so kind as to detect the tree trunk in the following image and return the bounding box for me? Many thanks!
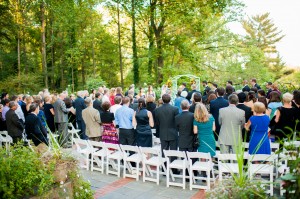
[81,48,86,88]
[92,39,96,78]
[148,0,155,76]
[40,1,48,88]
[132,0,139,84]
[117,2,124,88]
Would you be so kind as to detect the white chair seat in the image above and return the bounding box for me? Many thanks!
[170,159,186,169]
[219,163,239,173]
[109,151,123,160]
[127,153,142,162]
[191,161,213,171]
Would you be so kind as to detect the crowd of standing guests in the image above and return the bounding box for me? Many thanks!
[0,79,299,157]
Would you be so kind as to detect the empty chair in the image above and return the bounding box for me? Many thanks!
[68,123,81,146]
[163,150,188,189]
[139,146,167,185]
[120,145,143,181]
[0,131,13,153]
[248,154,275,196]
[217,153,240,181]
[105,143,123,177]
[73,138,92,170]
[89,141,107,173]
[187,152,215,190]
[152,137,161,150]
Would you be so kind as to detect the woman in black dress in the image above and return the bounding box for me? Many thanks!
[43,95,55,132]
[64,97,76,129]
[133,98,154,147]
[100,101,118,144]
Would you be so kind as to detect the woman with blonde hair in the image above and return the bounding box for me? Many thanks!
[193,103,216,156]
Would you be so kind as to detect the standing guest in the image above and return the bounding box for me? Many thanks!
[146,95,157,134]
[98,86,104,95]
[251,78,261,90]
[245,102,270,155]
[6,101,24,143]
[205,93,217,113]
[202,90,215,105]
[101,101,118,144]
[0,104,6,130]
[202,80,211,97]
[258,96,268,111]
[193,103,216,157]
[186,84,199,102]
[210,87,229,140]
[244,91,257,112]
[137,87,146,99]
[34,99,47,128]
[273,93,298,141]
[146,85,156,99]
[109,88,115,105]
[175,100,195,152]
[43,95,55,132]
[110,96,122,115]
[242,80,251,92]
[266,82,273,99]
[128,94,138,111]
[82,97,102,141]
[1,92,9,105]
[267,91,283,119]
[292,90,300,131]
[90,89,96,101]
[93,92,103,113]
[17,94,25,106]
[115,97,135,145]
[224,85,234,100]
[73,91,87,139]
[125,84,135,96]
[25,103,48,146]
[237,92,253,142]
[2,99,10,121]
[64,97,76,129]
[174,90,186,113]
[271,83,281,96]
[11,95,25,124]
[53,93,70,146]
[210,83,218,92]
[257,89,266,97]
[70,94,76,102]
[115,87,124,98]
[155,94,179,154]
[226,80,235,91]
[23,96,33,118]
[219,94,245,153]
[181,82,188,92]
[189,92,202,113]
[132,98,154,147]
[102,88,110,104]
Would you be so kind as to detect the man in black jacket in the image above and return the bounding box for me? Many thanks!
[175,100,194,152]
[25,103,48,146]
[236,92,252,142]
[93,92,103,113]
[155,94,179,155]
[6,101,24,143]
[73,91,87,139]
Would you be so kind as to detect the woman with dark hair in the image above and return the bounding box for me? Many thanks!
[100,101,118,144]
[257,96,268,112]
[244,91,257,111]
[64,97,76,129]
[43,95,55,132]
[132,98,154,147]
[205,93,217,113]
[267,91,282,119]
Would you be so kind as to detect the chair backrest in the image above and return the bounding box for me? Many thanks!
[248,154,275,163]
[153,137,161,145]
[242,142,249,150]
[104,142,121,151]
[0,133,13,143]
[68,123,77,131]
[0,131,8,135]
[163,150,186,159]
[270,142,279,153]
[187,151,211,161]
[89,140,105,150]
[139,146,160,156]
[120,144,139,154]
[217,154,238,161]
[73,138,90,151]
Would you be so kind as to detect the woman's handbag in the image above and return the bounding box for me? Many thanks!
[193,135,199,148]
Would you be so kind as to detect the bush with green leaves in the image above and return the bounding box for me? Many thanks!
[0,144,55,199]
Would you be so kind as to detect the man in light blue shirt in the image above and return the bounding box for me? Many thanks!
[115,96,135,145]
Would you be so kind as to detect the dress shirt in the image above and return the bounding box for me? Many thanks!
[15,105,25,122]
[115,105,134,129]
[110,104,122,115]
[2,106,9,121]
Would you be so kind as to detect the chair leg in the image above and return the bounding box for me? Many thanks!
[122,159,125,178]
[136,162,139,181]
[157,165,159,185]
[143,163,146,182]
[190,169,193,190]
[166,163,169,187]
[270,173,273,196]
[91,154,94,171]
[207,170,210,190]
[183,167,186,190]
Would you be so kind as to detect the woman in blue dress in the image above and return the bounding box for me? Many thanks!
[132,98,154,147]
[245,102,271,155]
[193,103,216,157]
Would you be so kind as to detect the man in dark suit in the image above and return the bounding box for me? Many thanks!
[210,87,229,140]
[236,92,252,142]
[6,101,24,143]
[155,94,179,155]
[93,92,103,113]
[25,103,48,146]
[189,92,202,113]
[242,80,251,92]
[202,80,210,97]
[251,78,261,90]
[266,82,273,99]
[175,100,194,152]
[181,82,188,92]
[73,91,87,139]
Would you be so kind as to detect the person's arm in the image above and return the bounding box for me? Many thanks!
[148,111,154,128]
[193,125,198,134]
[95,110,101,124]
[60,101,69,114]
[50,108,55,115]
[275,109,281,123]
[132,111,137,128]
[212,121,216,131]
[244,120,251,131]
[218,110,222,126]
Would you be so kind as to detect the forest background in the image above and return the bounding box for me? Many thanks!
[0,0,299,94]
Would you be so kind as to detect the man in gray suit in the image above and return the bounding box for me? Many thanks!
[219,94,245,153]
[53,93,70,146]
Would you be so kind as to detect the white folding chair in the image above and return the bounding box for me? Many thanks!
[73,138,92,170]
[139,146,167,185]
[89,141,107,173]
[153,137,161,150]
[105,143,123,177]
[187,152,215,190]
[217,154,239,181]
[0,131,13,153]
[120,145,142,181]
[163,150,188,189]
[248,154,275,196]
[270,142,280,177]
[68,123,80,146]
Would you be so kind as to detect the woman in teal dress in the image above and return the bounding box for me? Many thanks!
[193,103,216,157]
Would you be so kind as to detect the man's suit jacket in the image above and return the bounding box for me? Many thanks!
[210,97,229,134]
[253,83,261,90]
[6,109,24,138]
[53,98,69,123]
[186,90,200,101]
[219,105,245,146]
[93,99,103,113]
[242,85,250,92]
[154,104,179,141]
[82,106,102,138]
[73,96,87,121]
[25,113,48,146]
[236,103,252,142]
[175,111,194,149]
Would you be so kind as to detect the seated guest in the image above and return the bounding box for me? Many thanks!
[193,103,216,157]
[175,100,194,152]
[189,92,202,113]
[267,91,282,119]
[25,103,48,146]
[245,102,270,155]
